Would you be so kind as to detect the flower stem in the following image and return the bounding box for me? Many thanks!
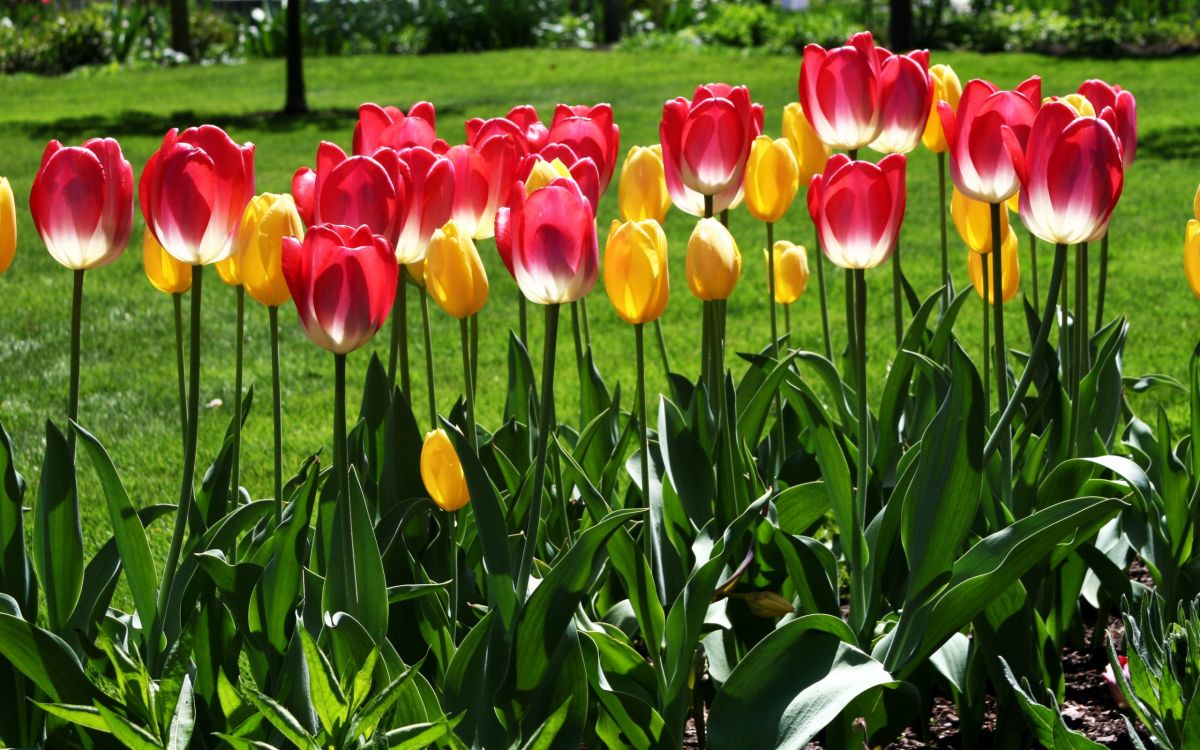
[654,319,672,378]
[784,302,792,341]
[1030,231,1040,303]
[232,284,244,499]
[460,317,477,452]
[269,305,283,524]
[767,222,783,481]
[1095,232,1108,332]
[635,322,650,561]
[420,287,436,430]
[389,267,410,396]
[991,202,1012,509]
[704,194,714,220]
[844,268,857,393]
[173,292,186,453]
[448,511,458,645]
[67,269,84,455]
[518,293,528,342]
[892,235,904,347]
[334,352,349,509]
[470,312,479,390]
[982,264,990,406]
[516,303,559,602]
[938,152,950,311]
[580,296,592,348]
[815,238,832,361]
[852,268,869,637]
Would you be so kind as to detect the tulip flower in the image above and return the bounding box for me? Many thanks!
[1185,220,1200,299]
[745,136,801,224]
[446,144,490,240]
[427,221,489,320]
[922,64,962,154]
[462,117,525,240]
[618,145,670,223]
[660,83,764,216]
[686,218,742,301]
[467,106,548,156]
[799,31,883,152]
[32,138,134,270]
[870,49,932,156]
[968,230,1020,304]
[604,219,669,325]
[546,103,620,195]
[781,103,831,186]
[770,241,809,306]
[522,147,601,212]
[497,178,598,305]
[353,101,447,155]
[952,187,1011,254]
[1046,93,1096,117]
[291,142,401,241]
[140,125,255,266]
[938,77,1040,204]
[0,178,16,274]
[1077,80,1137,167]
[420,428,471,511]
[807,154,906,270]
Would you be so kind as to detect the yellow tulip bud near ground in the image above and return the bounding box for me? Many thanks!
[769,241,810,305]
[1186,220,1200,298]
[618,145,670,223]
[143,227,191,295]
[238,193,304,308]
[781,102,830,186]
[952,187,1011,254]
[525,158,572,195]
[426,220,489,319]
[922,63,962,154]
[744,591,796,618]
[686,218,741,301]
[604,219,669,324]
[0,177,15,274]
[745,136,800,223]
[420,428,470,511]
[968,229,1021,304]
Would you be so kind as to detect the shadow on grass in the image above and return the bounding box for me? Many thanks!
[15,107,366,140]
[1138,126,1200,161]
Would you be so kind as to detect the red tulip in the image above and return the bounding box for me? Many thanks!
[660,83,764,216]
[520,145,601,213]
[446,144,491,240]
[291,142,402,240]
[140,125,255,265]
[31,138,133,270]
[807,153,907,269]
[1016,101,1124,246]
[495,178,598,304]
[938,77,1040,204]
[463,115,526,240]
[799,31,883,151]
[1077,79,1137,167]
[466,106,546,158]
[391,146,455,266]
[869,49,933,155]
[353,101,447,156]
[281,223,398,354]
[546,103,620,194]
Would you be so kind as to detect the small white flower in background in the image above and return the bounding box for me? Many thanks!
[207,398,224,409]
[949,0,971,12]
[251,8,266,23]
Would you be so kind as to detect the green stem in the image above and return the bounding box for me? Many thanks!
[844,268,857,393]
[1030,231,1040,303]
[518,293,528,343]
[173,292,186,453]
[1095,232,1108,332]
[1081,242,1090,375]
[580,296,592,348]
[269,306,283,524]
[784,303,792,341]
[654,319,672,378]
[232,284,244,498]
[983,245,1067,461]
[460,317,477,452]
[470,313,479,392]
[852,268,869,636]
[767,222,783,481]
[938,152,950,311]
[448,512,458,645]
[982,263,990,407]
[68,269,84,454]
[704,194,714,220]
[892,235,904,347]
[334,352,349,509]
[991,202,1011,509]
[420,287,436,429]
[155,264,203,675]
[635,322,650,560]
[719,209,728,227]
[815,238,833,361]
[516,304,560,602]
[399,272,410,398]
[388,268,400,390]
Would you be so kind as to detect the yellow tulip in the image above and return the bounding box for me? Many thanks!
[769,241,809,305]
[618,145,670,223]
[426,220,489,319]
[745,136,800,224]
[525,157,572,195]
[968,230,1020,304]
[215,253,240,287]
[604,219,669,324]
[781,102,830,185]
[143,227,191,295]
[1045,93,1096,117]
[420,428,470,511]
[952,187,1011,254]
[1186,220,1200,299]
[0,178,15,274]
[686,218,741,301]
[922,64,962,154]
[237,193,304,308]
[406,259,426,287]
[1007,191,1020,214]
[744,591,796,618]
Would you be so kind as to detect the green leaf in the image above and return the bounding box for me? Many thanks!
[35,702,109,732]
[383,717,460,749]
[505,331,538,426]
[348,660,422,740]
[521,697,573,750]
[33,421,82,632]
[323,467,388,639]
[707,614,896,750]
[257,457,320,654]
[773,482,828,536]
[239,680,320,750]
[444,611,508,749]
[298,625,347,737]
[165,674,195,750]
[72,422,159,636]
[95,703,162,749]
[0,612,103,705]
[0,416,33,618]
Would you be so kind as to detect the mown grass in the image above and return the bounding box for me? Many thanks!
[0,48,1197,555]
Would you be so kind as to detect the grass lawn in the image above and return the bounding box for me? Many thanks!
[0,48,1197,556]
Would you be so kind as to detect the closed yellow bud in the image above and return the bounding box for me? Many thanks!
[686,218,741,301]
[420,428,470,511]
[1186,220,1200,299]
[525,157,572,195]
[238,193,304,308]
[745,136,800,224]
[143,227,191,295]
[922,64,962,154]
[604,219,669,324]
[1045,93,1096,117]
[406,259,426,287]
[1007,191,1020,214]
[0,178,15,274]
[781,102,830,185]
[215,252,240,287]
[952,187,1011,254]
[769,241,809,305]
[744,591,795,618]
[426,220,489,319]
[968,230,1020,304]
[619,145,670,223]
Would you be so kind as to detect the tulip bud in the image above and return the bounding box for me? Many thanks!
[426,221,489,319]
[745,136,800,224]
[143,227,192,295]
[618,145,670,223]
[1186,220,1200,299]
[420,428,470,511]
[1103,655,1130,710]
[406,259,426,287]
[952,187,1011,254]
[237,193,304,308]
[1045,93,1096,117]
[968,230,1020,304]
[781,103,830,186]
[769,241,809,304]
[0,178,15,274]
[922,64,962,154]
[604,219,669,324]
[215,253,240,287]
[525,157,573,195]
[744,591,795,618]
[686,218,741,301]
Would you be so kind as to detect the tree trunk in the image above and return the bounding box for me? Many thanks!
[602,0,623,45]
[284,0,308,114]
[889,0,913,49]
[170,0,191,59]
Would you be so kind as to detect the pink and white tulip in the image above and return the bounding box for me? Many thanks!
[291,141,401,240]
[353,101,447,156]
[546,103,620,194]
[495,178,598,304]
[1077,79,1137,167]
[391,146,456,265]
[807,153,907,270]
[938,77,1041,204]
[869,49,933,155]
[799,31,883,152]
